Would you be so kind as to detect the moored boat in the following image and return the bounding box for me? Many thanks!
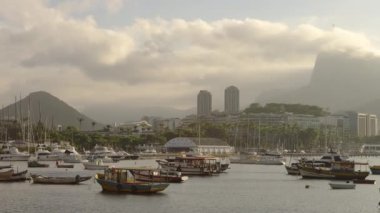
[299,161,369,180]
[83,159,109,170]
[329,181,356,189]
[157,156,219,176]
[0,169,28,181]
[28,160,49,168]
[285,163,300,175]
[95,168,169,193]
[369,165,380,174]
[130,168,188,183]
[31,174,91,184]
[0,145,30,161]
[353,179,376,184]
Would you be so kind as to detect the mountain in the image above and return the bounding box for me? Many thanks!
[256,51,380,112]
[0,91,101,130]
[82,105,195,124]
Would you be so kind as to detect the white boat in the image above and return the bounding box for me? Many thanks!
[35,144,60,161]
[0,145,30,161]
[329,181,356,189]
[63,147,84,163]
[83,159,109,170]
[50,144,66,160]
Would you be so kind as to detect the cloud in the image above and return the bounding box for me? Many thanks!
[0,0,379,114]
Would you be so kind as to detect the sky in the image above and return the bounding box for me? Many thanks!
[0,0,380,120]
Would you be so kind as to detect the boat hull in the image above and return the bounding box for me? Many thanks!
[299,167,369,180]
[95,175,169,193]
[329,182,356,189]
[31,175,91,184]
[0,169,28,181]
[370,166,380,175]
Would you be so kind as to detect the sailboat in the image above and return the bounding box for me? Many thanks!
[231,121,285,165]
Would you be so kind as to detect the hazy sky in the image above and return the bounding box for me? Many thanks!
[1,0,379,115]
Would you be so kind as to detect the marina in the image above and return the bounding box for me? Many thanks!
[0,157,379,212]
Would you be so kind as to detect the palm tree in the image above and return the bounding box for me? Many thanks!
[78,117,84,131]
[91,121,96,131]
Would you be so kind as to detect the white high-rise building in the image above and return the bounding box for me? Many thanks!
[197,90,212,116]
[224,86,239,114]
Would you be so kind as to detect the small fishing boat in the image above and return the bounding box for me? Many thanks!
[0,169,28,181]
[329,181,356,189]
[28,160,49,168]
[130,168,188,183]
[370,165,380,175]
[95,167,169,193]
[31,174,92,184]
[56,161,74,168]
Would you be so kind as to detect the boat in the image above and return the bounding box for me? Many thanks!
[31,174,92,184]
[35,144,60,161]
[156,156,219,176]
[285,163,300,175]
[130,168,188,183]
[0,169,28,181]
[95,167,170,193]
[83,159,109,170]
[353,179,376,184]
[329,181,356,189]
[62,147,84,163]
[56,162,74,168]
[370,165,380,174]
[0,165,12,169]
[298,161,369,180]
[0,144,30,161]
[28,160,49,168]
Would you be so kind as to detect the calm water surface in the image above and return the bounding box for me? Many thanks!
[1,157,380,213]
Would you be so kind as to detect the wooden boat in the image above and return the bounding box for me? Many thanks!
[28,160,49,168]
[329,181,356,189]
[370,165,380,174]
[0,169,28,181]
[299,161,369,180]
[130,168,188,183]
[95,168,169,193]
[353,179,376,184]
[31,174,92,184]
[156,156,219,176]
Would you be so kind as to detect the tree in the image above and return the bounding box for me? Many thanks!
[78,117,84,131]
[91,121,96,131]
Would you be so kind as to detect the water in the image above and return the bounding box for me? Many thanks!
[1,157,380,213]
